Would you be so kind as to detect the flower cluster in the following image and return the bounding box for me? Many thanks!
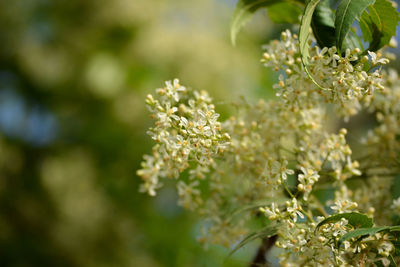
[262,30,388,121]
[137,79,230,203]
[138,29,400,266]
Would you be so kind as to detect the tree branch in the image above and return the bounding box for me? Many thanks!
[249,235,277,267]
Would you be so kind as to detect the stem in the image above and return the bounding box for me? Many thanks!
[283,183,295,199]
[249,235,277,267]
[310,195,328,217]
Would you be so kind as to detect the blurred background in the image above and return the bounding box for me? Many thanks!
[0,0,399,267]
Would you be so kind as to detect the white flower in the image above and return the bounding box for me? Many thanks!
[260,202,280,220]
[271,159,294,181]
[391,197,400,216]
[286,198,304,222]
[368,51,389,66]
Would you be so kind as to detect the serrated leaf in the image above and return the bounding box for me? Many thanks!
[267,2,303,24]
[311,0,336,48]
[360,10,374,42]
[231,0,281,45]
[315,212,374,232]
[229,223,280,256]
[335,0,375,52]
[360,0,400,52]
[311,0,363,51]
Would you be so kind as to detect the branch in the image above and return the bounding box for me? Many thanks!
[249,235,277,267]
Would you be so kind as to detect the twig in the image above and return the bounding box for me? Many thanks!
[249,235,277,267]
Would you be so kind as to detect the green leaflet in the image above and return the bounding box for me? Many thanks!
[337,226,388,246]
[299,0,327,89]
[231,0,281,45]
[312,0,363,51]
[335,0,375,52]
[360,0,400,52]
[311,0,336,49]
[267,2,303,24]
[338,225,400,246]
[315,212,373,232]
[299,0,320,66]
[343,27,364,51]
[230,0,304,45]
[229,223,280,256]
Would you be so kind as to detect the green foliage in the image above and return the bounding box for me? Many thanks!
[334,0,375,52]
[232,0,399,86]
[315,212,374,231]
[299,0,325,89]
[337,226,389,246]
[267,2,303,24]
[360,0,400,52]
[231,0,282,45]
[317,213,400,258]
[229,223,280,256]
[338,226,400,246]
[311,0,336,49]
[231,0,305,45]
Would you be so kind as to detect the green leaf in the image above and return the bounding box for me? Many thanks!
[299,0,320,66]
[229,223,280,256]
[360,0,400,52]
[230,0,305,45]
[267,2,303,24]
[311,0,363,51]
[231,0,281,45]
[335,0,375,52]
[360,9,374,42]
[343,27,364,51]
[389,225,400,232]
[315,212,374,232]
[311,0,336,49]
[338,225,400,246]
[338,226,388,246]
[299,0,329,89]
[392,174,400,201]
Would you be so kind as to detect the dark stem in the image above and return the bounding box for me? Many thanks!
[249,235,277,267]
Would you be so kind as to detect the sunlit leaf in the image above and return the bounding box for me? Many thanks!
[231,0,305,45]
[267,2,303,24]
[299,0,326,89]
[315,212,373,232]
[334,0,375,52]
[338,226,388,246]
[231,0,282,45]
[360,0,400,52]
[338,225,400,246]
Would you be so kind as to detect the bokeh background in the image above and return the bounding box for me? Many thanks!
[0,0,399,267]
